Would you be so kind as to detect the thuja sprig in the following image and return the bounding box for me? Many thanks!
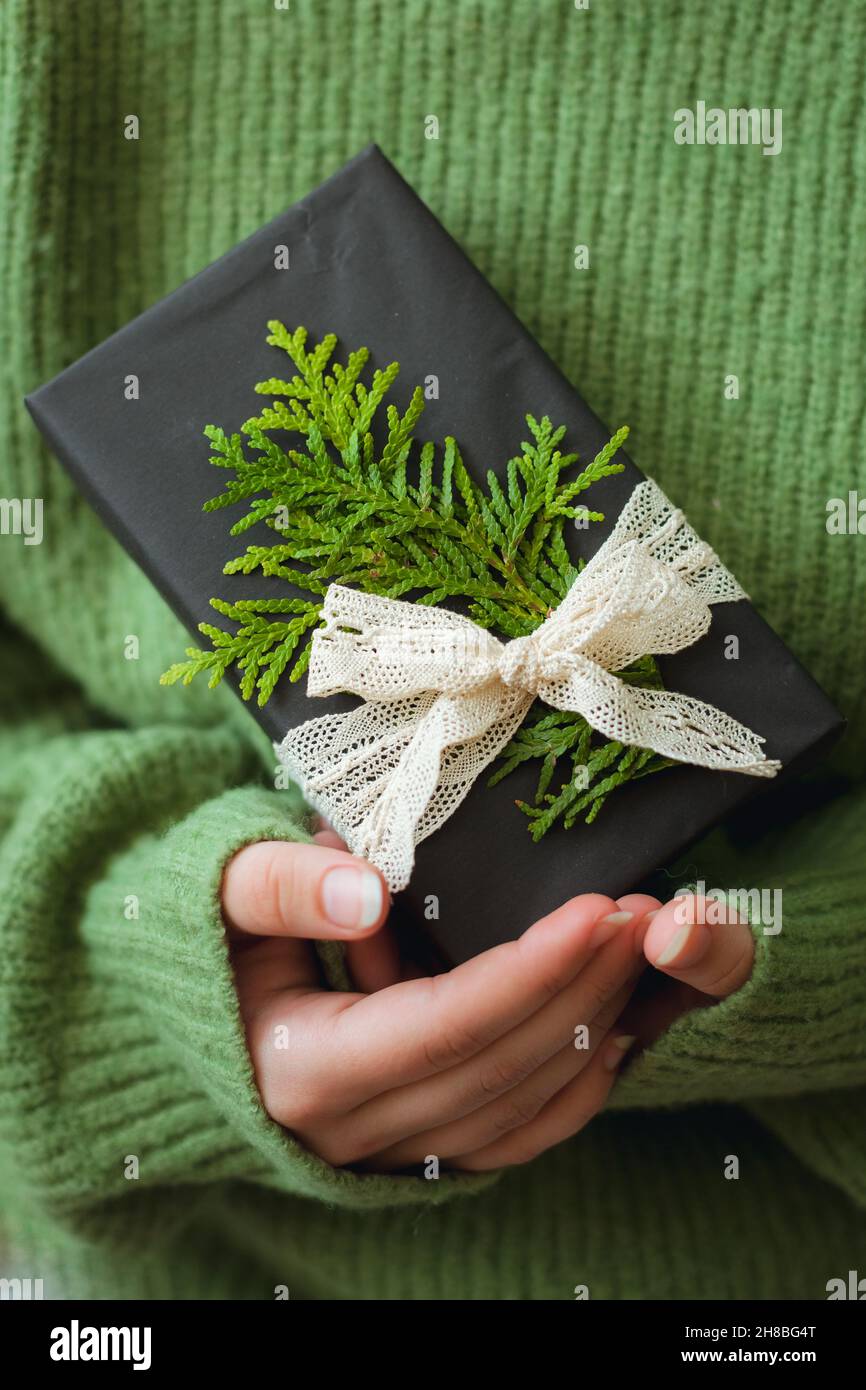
[160,324,671,835]
[491,661,673,841]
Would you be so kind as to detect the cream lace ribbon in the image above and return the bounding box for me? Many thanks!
[276,480,780,890]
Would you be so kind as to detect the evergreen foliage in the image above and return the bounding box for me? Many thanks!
[162,326,671,834]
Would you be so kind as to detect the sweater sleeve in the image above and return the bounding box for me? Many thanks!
[608,781,866,1210]
[611,778,866,1106]
[0,638,496,1237]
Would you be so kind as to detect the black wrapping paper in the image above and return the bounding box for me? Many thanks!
[26,144,843,964]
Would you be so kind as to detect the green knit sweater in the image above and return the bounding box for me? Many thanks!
[1,0,865,1301]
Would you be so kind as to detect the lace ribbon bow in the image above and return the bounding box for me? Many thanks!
[276,480,780,891]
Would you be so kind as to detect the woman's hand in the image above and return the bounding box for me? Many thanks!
[221,837,653,1173]
[624,892,756,1046]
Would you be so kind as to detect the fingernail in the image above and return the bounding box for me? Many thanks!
[644,909,659,920]
[590,910,633,947]
[604,1035,637,1071]
[655,923,691,967]
[322,867,383,930]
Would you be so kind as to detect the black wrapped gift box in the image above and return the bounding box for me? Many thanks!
[26,144,844,965]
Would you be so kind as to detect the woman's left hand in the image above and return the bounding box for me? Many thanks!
[616,892,756,1048]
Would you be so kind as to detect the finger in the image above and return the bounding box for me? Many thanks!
[614,892,663,956]
[362,964,640,1170]
[617,976,708,1047]
[313,827,348,851]
[315,830,415,990]
[325,893,633,1101]
[313,826,402,988]
[350,914,644,1153]
[344,928,403,993]
[222,840,389,940]
[449,1027,636,1171]
[614,892,700,1042]
[246,898,623,1131]
[232,934,324,1018]
[643,894,755,998]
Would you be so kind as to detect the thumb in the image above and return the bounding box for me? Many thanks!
[222,840,389,940]
[642,894,755,999]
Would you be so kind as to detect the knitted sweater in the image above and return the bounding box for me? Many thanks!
[1,0,865,1300]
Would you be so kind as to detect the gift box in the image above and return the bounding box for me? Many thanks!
[25,144,844,965]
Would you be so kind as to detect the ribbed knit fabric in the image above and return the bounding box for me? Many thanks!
[1,0,865,1300]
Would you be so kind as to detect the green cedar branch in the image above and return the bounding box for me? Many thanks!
[161,325,671,835]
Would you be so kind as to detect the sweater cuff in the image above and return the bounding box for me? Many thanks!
[130,785,497,1209]
[611,868,866,1109]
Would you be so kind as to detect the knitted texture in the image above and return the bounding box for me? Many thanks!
[1,0,866,1300]
[279,482,778,890]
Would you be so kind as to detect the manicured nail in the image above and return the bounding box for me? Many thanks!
[590,910,633,948]
[322,867,383,930]
[655,923,692,967]
[644,909,660,920]
[604,1035,637,1071]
